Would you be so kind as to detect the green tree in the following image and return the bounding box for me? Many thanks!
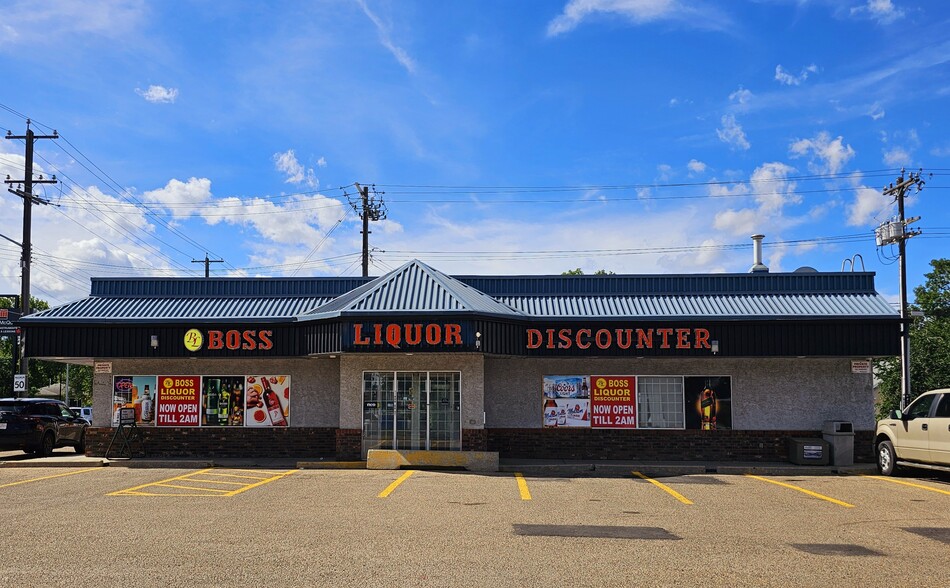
[0,296,92,404]
[561,268,615,275]
[875,259,950,417]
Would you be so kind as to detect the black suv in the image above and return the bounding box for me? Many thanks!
[0,398,88,456]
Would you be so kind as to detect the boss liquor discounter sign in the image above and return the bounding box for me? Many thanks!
[590,376,637,428]
[156,376,201,426]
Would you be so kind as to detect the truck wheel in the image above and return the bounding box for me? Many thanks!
[877,440,897,476]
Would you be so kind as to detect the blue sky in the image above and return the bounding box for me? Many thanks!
[0,0,948,308]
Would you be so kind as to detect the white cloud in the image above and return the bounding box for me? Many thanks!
[0,0,145,47]
[143,177,213,218]
[273,149,319,188]
[883,147,911,166]
[135,85,178,103]
[316,156,327,168]
[729,87,753,107]
[847,186,889,226]
[546,0,731,37]
[713,162,799,235]
[789,131,855,174]
[716,114,750,150]
[850,0,904,25]
[687,159,707,174]
[774,64,819,86]
[201,194,347,248]
[868,102,886,120]
[656,163,672,181]
[355,0,416,74]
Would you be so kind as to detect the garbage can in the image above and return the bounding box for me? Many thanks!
[788,437,830,465]
[822,421,854,466]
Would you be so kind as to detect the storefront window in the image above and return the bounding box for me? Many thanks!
[637,376,685,429]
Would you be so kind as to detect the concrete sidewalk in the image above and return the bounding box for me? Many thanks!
[0,450,877,476]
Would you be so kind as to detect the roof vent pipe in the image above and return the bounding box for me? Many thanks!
[750,234,769,273]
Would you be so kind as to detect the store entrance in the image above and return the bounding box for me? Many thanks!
[361,371,461,458]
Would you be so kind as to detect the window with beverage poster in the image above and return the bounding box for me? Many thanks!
[112,376,159,427]
[683,376,731,430]
[244,375,291,427]
[201,376,248,426]
[541,376,591,428]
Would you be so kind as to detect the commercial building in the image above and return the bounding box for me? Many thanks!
[21,249,900,462]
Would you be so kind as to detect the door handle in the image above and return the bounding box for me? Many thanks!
[921,423,928,431]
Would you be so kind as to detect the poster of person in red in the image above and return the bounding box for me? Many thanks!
[155,376,201,426]
[590,376,637,428]
[684,376,732,430]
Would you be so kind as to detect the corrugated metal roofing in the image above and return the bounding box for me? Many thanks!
[498,293,897,318]
[20,261,898,323]
[299,259,523,320]
[27,296,333,322]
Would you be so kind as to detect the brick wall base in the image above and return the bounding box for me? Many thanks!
[335,429,362,460]
[462,429,488,451]
[85,427,874,462]
[87,427,336,459]
[487,428,875,463]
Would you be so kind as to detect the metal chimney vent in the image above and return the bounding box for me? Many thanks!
[750,234,769,273]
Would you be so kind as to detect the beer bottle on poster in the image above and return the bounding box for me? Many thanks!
[141,384,153,423]
[219,382,231,425]
[205,379,220,426]
[261,377,287,426]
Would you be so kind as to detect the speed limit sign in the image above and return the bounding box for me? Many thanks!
[13,374,26,395]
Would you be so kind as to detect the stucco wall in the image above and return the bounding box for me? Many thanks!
[91,358,340,427]
[484,357,875,430]
[338,353,485,430]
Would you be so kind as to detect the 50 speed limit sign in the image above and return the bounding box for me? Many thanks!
[13,374,26,394]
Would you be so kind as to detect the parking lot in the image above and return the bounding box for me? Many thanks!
[0,458,947,588]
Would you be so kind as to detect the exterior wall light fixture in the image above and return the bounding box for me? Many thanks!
[150,334,159,349]
[475,331,481,350]
[711,340,719,355]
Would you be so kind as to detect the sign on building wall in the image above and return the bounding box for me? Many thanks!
[542,374,732,430]
[112,374,291,427]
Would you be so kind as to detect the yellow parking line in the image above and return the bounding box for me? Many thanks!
[745,475,854,508]
[155,483,231,493]
[514,472,532,500]
[108,468,297,497]
[0,467,100,489]
[378,470,415,498]
[108,468,216,496]
[861,474,950,496]
[224,470,297,496]
[632,471,693,505]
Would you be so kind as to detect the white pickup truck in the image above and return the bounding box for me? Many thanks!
[875,388,950,475]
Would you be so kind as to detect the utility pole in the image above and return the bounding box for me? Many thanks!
[348,183,387,277]
[876,169,925,410]
[4,120,58,390]
[191,253,223,278]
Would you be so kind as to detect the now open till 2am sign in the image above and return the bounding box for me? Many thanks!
[590,375,637,428]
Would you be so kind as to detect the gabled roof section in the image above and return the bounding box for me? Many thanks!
[297,259,523,321]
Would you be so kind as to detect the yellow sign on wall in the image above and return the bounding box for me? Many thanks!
[184,329,203,351]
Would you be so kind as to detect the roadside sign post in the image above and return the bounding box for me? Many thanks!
[13,373,26,398]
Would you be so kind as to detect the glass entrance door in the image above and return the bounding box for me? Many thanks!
[361,371,461,458]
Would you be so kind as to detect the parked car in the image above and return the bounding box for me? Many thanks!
[875,388,950,475]
[0,398,88,456]
[70,406,93,423]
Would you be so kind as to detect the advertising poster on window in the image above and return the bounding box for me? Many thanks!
[542,376,590,428]
[684,376,732,430]
[156,376,201,426]
[202,376,246,426]
[590,375,637,428]
[244,375,291,427]
[112,376,158,426]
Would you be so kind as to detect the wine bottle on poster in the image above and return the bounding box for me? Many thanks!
[261,377,287,426]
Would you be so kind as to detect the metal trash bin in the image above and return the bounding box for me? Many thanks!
[822,421,854,466]
[788,437,829,465]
